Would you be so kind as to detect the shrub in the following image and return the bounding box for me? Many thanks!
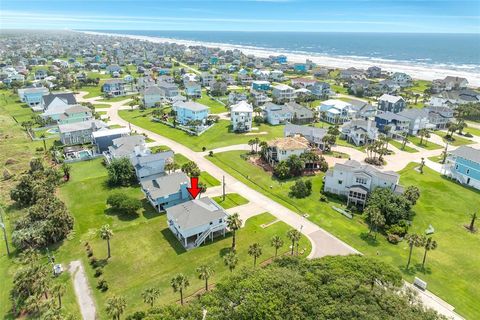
[107,158,136,187]
[387,224,408,237]
[107,192,142,215]
[289,180,312,198]
[253,115,264,124]
[97,279,109,291]
[464,132,473,138]
[387,233,401,244]
[90,257,98,267]
[87,249,93,257]
[94,268,103,277]
[319,194,328,202]
[126,311,146,320]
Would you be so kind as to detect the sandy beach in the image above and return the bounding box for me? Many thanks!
[82,31,480,87]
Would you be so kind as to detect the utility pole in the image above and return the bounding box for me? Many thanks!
[222,175,226,201]
[0,206,11,256]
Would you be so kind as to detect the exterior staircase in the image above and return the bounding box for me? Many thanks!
[194,224,225,247]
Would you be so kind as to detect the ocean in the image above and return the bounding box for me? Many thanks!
[92,30,480,72]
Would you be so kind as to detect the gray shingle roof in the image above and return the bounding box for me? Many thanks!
[450,146,480,163]
[166,197,228,230]
[109,135,145,157]
[335,160,399,184]
[42,92,77,107]
[141,172,189,199]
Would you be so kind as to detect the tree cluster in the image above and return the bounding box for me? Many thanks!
[289,179,312,198]
[107,192,142,216]
[107,158,137,187]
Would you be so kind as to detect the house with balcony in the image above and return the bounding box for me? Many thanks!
[231,101,253,132]
[272,84,295,103]
[442,146,480,190]
[251,91,271,106]
[263,102,292,125]
[318,99,355,124]
[378,94,406,113]
[265,136,310,166]
[58,105,93,124]
[286,102,314,124]
[104,135,147,163]
[173,101,210,125]
[166,197,228,249]
[397,108,433,135]
[284,123,327,150]
[389,72,412,87]
[374,112,410,137]
[158,82,180,100]
[426,106,454,129]
[311,81,331,98]
[41,93,78,121]
[131,149,174,180]
[102,79,126,97]
[340,119,378,146]
[251,80,271,91]
[184,81,202,98]
[92,128,130,153]
[58,120,108,145]
[201,72,215,87]
[142,86,163,108]
[19,87,49,111]
[324,160,403,208]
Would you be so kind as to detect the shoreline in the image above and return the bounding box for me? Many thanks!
[81,30,480,87]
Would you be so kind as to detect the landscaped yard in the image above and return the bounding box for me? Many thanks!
[389,139,419,153]
[53,159,310,317]
[408,135,443,150]
[212,193,249,209]
[119,109,285,151]
[196,93,227,114]
[207,150,480,319]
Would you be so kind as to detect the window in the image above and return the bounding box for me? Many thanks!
[355,177,367,185]
[338,180,343,185]
[467,169,470,174]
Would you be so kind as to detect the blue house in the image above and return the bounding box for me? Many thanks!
[294,63,307,73]
[210,57,219,65]
[158,68,170,75]
[19,87,49,111]
[275,55,287,64]
[141,171,191,211]
[374,112,410,137]
[443,146,480,190]
[102,79,126,97]
[173,101,210,125]
[251,80,271,91]
[184,82,202,98]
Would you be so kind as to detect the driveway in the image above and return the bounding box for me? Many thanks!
[69,260,97,320]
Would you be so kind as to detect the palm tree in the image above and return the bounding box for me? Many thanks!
[196,265,215,291]
[51,283,66,309]
[468,212,477,232]
[171,273,190,305]
[287,229,301,255]
[270,235,284,257]
[226,213,243,251]
[223,251,238,272]
[141,287,160,308]
[405,233,423,268]
[248,243,263,267]
[62,163,71,181]
[40,133,47,151]
[366,206,385,239]
[401,132,409,150]
[105,295,127,320]
[99,224,113,259]
[421,237,438,269]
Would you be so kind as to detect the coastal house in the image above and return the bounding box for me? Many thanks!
[318,99,354,124]
[57,105,93,125]
[311,81,331,98]
[131,149,174,180]
[397,108,433,135]
[231,101,253,132]
[272,84,295,103]
[293,63,307,73]
[158,82,180,100]
[432,76,468,93]
[426,106,454,129]
[428,89,480,107]
[284,123,327,150]
[184,81,202,98]
[142,171,191,211]
[104,135,147,163]
[378,94,406,113]
[324,160,403,208]
[291,78,317,88]
[251,91,271,106]
[389,72,412,87]
[251,80,271,91]
[173,101,210,125]
[92,127,130,153]
[142,86,163,108]
[228,92,248,105]
[34,69,48,80]
[102,79,126,97]
[266,136,310,166]
[286,102,315,124]
[442,146,480,190]
[349,100,377,119]
[269,70,284,81]
[19,87,49,111]
[166,197,228,249]
[340,119,378,146]
[58,120,108,145]
[374,112,410,137]
[262,102,292,125]
[41,93,78,121]
[201,72,215,87]
[366,66,382,78]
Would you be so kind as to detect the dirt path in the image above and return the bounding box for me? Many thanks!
[69,260,97,320]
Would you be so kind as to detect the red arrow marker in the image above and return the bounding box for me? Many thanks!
[187,177,201,199]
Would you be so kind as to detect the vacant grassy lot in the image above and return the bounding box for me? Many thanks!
[119,109,284,151]
[55,159,310,317]
[196,93,227,114]
[212,193,249,209]
[207,150,480,319]
[434,133,474,147]
[408,135,443,150]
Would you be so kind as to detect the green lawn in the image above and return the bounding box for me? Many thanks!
[212,193,249,209]
[207,150,480,319]
[435,133,474,147]
[335,138,366,151]
[81,84,103,99]
[410,80,431,93]
[93,103,111,109]
[54,159,310,317]
[389,139,419,153]
[465,122,480,137]
[408,135,443,150]
[196,93,227,114]
[98,95,134,103]
[119,109,285,151]
[199,171,221,187]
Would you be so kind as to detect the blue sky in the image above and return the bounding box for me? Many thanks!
[1,0,479,33]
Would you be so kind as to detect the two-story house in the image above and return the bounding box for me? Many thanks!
[397,108,433,135]
[158,82,180,100]
[166,197,229,249]
[102,79,126,97]
[19,87,49,111]
[201,72,215,87]
[58,105,93,124]
[131,149,174,180]
[318,99,354,124]
[263,102,292,125]
[143,86,163,108]
[426,106,454,129]
[284,123,327,150]
[311,81,331,99]
[251,80,271,91]
[231,101,253,132]
[442,146,480,190]
[41,93,78,121]
[286,102,314,124]
[378,94,406,113]
[58,119,108,145]
[142,171,191,211]
[374,112,410,137]
[340,119,378,146]
[184,81,202,98]
[272,84,295,103]
[266,136,310,166]
[173,101,210,125]
[324,160,403,208]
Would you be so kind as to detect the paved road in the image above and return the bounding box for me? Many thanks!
[69,260,97,320]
